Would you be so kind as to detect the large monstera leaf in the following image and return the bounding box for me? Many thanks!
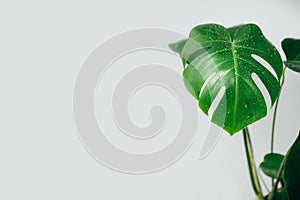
[169,24,283,135]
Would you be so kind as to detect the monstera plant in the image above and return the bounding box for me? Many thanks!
[169,24,300,200]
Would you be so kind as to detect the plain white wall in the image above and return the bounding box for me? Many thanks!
[1,0,300,199]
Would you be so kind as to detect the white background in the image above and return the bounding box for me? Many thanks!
[1,0,300,199]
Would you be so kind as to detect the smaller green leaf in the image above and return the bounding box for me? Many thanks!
[260,153,284,178]
[273,188,289,200]
[282,38,300,73]
[284,61,300,72]
[283,132,300,200]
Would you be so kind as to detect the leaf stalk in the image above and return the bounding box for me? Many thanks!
[243,127,264,200]
[270,66,286,186]
[268,154,287,200]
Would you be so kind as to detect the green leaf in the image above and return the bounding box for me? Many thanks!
[283,132,300,200]
[260,153,284,178]
[169,39,188,67]
[274,189,289,200]
[170,24,283,135]
[228,24,243,39]
[282,38,300,73]
[169,39,187,55]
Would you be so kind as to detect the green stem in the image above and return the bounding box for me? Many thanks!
[243,127,264,200]
[271,67,286,153]
[268,154,287,200]
[270,66,286,186]
[258,169,270,193]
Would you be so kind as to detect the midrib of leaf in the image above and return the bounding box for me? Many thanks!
[231,42,239,125]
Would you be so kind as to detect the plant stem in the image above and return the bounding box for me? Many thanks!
[258,169,270,193]
[268,154,287,200]
[271,67,286,153]
[243,127,264,200]
[270,66,286,186]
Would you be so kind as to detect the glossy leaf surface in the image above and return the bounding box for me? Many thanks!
[170,24,283,135]
[283,132,300,200]
[282,38,300,73]
[273,189,289,200]
[260,153,284,179]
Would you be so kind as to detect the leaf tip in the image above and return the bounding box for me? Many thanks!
[168,39,187,54]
